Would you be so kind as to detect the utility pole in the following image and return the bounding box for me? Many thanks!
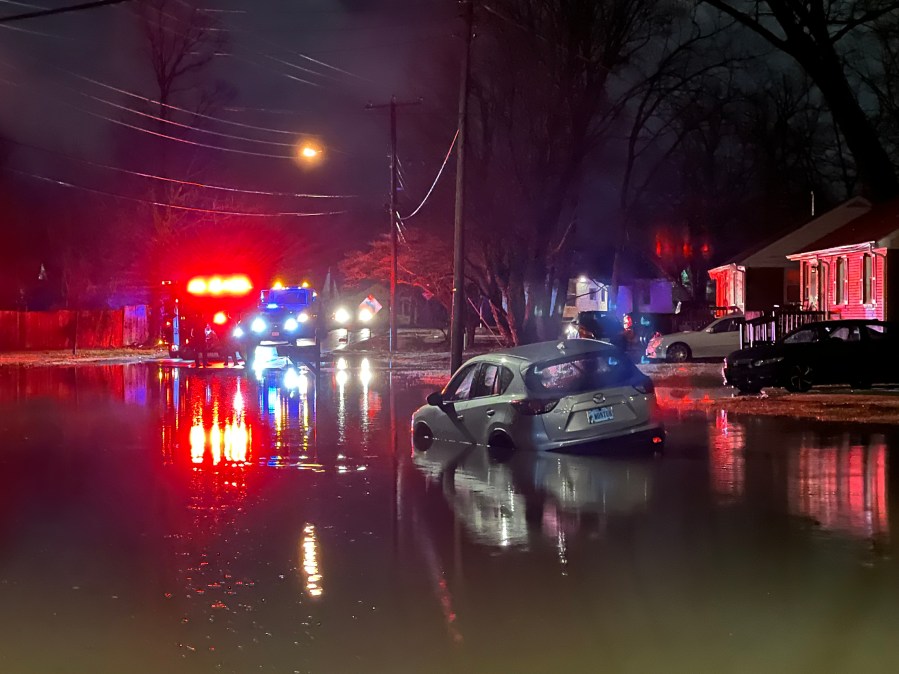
[451,0,475,374]
[367,97,421,355]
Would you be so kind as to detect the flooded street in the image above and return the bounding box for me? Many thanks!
[1,363,898,673]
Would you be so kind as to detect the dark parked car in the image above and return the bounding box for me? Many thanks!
[565,311,631,351]
[723,320,898,394]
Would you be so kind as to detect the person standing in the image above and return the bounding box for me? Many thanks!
[193,319,211,368]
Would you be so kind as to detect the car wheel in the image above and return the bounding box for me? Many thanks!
[785,364,814,392]
[666,343,691,363]
[412,423,434,451]
[487,432,515,463]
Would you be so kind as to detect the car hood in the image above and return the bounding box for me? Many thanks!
[658,329,696,344]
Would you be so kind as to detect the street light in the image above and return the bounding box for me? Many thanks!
[296,140,324,164]
[300,145,320,159]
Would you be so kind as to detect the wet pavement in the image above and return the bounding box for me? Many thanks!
[1,362,898,673]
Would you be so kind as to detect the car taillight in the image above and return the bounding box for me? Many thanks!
[511,398,559,415]
[633,376,654,394]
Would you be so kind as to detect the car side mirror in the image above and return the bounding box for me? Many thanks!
[427,391,444,407]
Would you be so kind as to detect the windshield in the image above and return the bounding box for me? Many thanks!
[524,351,638,395]
[261,288,312,307]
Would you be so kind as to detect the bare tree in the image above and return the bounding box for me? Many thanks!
[460,0,674,343]
[701,0,899,201]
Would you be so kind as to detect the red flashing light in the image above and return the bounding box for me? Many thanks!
[187,278,207,295]
[652,435,664,445]
[187,275,253,297]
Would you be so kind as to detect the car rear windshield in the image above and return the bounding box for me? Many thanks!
[524,351,637,395]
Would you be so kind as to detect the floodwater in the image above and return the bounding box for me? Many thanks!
[0,363,898,673]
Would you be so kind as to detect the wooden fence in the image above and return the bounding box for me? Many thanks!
[0,306,148,350]
[739,309,835,348]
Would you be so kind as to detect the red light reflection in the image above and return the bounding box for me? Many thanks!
[709,410,746,502]
[789,436,888,540]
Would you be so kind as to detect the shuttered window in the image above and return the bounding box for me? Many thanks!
[862,254,874,305]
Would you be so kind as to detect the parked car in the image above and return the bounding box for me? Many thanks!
[645,314,744,362]
[564,311,631,350]
[411,339,664,453]
[724,320,898,394]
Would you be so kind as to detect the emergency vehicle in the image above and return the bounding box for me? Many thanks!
[234,283,322,366]
[158,274,257,361]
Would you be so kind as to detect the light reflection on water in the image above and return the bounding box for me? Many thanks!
[705,410,889,541]
[1,363,898,672]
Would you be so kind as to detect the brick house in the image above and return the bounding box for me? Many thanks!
[708,197,871,313]
[786,200,899,321]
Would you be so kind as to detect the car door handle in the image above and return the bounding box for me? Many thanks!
[485,409,495,417]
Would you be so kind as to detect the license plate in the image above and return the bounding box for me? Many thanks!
[587,406,614,424]
[271,331,280,337]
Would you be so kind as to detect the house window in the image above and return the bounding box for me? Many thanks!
[835,257,846,305]
[818,262,829,311]
[807,264,818,308]
[862,254,874,304]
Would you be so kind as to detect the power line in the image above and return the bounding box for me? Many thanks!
[66,69,320,139]
[79,88,302,149]
[2,137,356,199]
[0,0,130,24]
[0,75,298,159]
[400,128,458,221]
[3,167,348,218]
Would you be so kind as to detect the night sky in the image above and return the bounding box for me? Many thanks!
[0,0,460,289]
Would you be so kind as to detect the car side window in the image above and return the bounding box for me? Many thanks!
[865,324,888,340]
[445,364,478,401]
[497,366,514,394]
[710,319,732,334]
[472,364,498,399]
[470,364,515,398]
[827,326,861,342]
[784,328,819,344]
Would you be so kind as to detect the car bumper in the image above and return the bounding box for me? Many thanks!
[723,364,780,389]
[518,421,665,453]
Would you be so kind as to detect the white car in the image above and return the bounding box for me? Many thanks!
[411,339,664,453]
[645,315,745,362]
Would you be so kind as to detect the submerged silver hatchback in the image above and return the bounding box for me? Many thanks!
[412,339,664,453]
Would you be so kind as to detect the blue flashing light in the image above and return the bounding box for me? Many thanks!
[266,303,279,309]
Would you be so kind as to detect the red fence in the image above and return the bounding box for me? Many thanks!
[0,306,148,350]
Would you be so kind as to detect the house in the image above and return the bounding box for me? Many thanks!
[708,197,871,313]
[786,199,899,321]
[564,276,684,317]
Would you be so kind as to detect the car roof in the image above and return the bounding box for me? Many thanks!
[471,339,620,366]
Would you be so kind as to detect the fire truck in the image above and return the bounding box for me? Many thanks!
[158,274,258,361]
